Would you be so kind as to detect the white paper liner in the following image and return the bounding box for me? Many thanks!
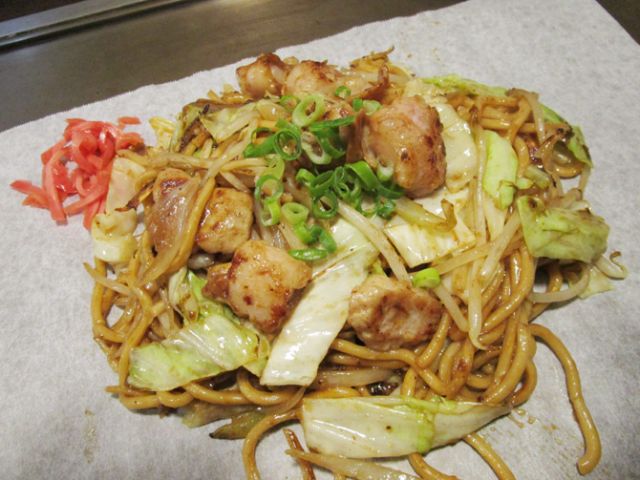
[1,0,639,478]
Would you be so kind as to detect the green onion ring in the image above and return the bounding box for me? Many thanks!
[254,174,283,203]
[263,154,285,179]
[295,168,316,187]
[273,128,302,161]
[243,135,275,158]
[347,161,378,191]
[301,132,332,165]
[292,94,326,127]
[312,191,338,219]
[259,197,281,226]
[279,95,299,111]
[281,202,309,225]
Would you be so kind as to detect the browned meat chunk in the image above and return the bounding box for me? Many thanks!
[284,60,342,97]
[203,240,312,333]
[147,168,198,253]
[236,53,290,99]
[347,275,443,351]
[196,188,253,255]
[357,95,446,198]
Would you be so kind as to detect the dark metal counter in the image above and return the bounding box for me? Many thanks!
[0,0,637,131]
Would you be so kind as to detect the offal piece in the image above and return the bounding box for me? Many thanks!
[357,95,446,198]
[236,53,290,99]
[347,275,443,351]
[203,240,312,333]
[147,168,198,253]
[196,188,253,255]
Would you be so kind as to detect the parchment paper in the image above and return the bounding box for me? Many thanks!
[1,0,639,478]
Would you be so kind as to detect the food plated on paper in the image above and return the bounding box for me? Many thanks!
[11,50,626,479]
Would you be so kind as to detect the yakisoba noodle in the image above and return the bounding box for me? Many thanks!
[87,50,623,479]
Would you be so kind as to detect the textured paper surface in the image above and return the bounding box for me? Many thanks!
[1,0,639,478]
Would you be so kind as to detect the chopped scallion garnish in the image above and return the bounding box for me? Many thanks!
[412,268,441,289]
[281,202,309,225]
[334,85,351,99]
[292,94,326,127]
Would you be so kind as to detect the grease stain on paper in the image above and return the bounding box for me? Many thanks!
[84,409,98,463]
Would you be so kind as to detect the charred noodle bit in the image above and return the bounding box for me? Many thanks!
[530,325,601,474]
[283,429,317,480]
[52,51,623,479]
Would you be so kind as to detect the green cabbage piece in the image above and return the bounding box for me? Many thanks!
[260,219,378,386]
[482,130,518,209]
[128,269,269,391]
[199,103,257,143]
[424,76,592,167]
[301,396,509,458]
[422,74,507,97]
[516,196,609,263]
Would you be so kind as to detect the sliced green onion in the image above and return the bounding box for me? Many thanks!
[312,191,338,219]
[279,95,299,112]
[352,98,364,112]
[259,197,281,226]
[276,119,302,136]
[318,228,337,253]
[274,128,302,161]
[342,181,363,207]
[347,161,378,191]
[301,132,332,165]
[292,94,326,127]
[362,99,381,114]
[251,127,273,142]
[309,170,335,197]
[357,200,378,217]
[412,268,441,289]
[316,131,345,159]
[375,197,396,219]
[263,155,285,179]
[377,181,404,199]
[293,222,317,244]
[309,115,355,131]
[243,135,275,158]
[254,174,283,205]
[334,85,351,99]
[282,202,309,225]
[295,168,316,187]
[288,248,329,262]
[376,164,394,182]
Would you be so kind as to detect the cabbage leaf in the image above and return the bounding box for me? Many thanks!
[91,209,137,264]
[260,219,378,386]
[301,396,509,458]
[516,196,608,263]
[482,130,518,209]
[128,268,269,391]
[384,187,476,267]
